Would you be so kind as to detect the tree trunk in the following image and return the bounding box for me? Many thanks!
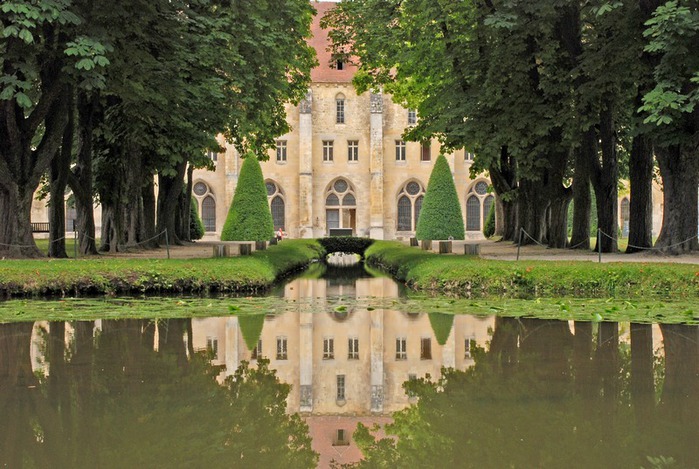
[592,102,619,253]
[157,160,188,246]
[627,121,654,254]
[0,184,43,258]
[489,147,518,241]
[571,129,595,250]
[655,145,699,253]
[141,176,158,249]
[68,92,100,256]
[48,95,75,258]
[177,165,194,242]
[518,179,548,245]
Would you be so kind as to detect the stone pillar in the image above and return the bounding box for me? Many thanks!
[298,90,314,239]
[224,316,240,378]
[299,279,314,412]
[441,321,456,369]
[369,91,385,240]
[370,309,384,413]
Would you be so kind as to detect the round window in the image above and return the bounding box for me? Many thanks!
[475,181,488,196]
[334,179,348,193]
[266,182,277,196]
[193,182,208,196]
[406,181,421,195]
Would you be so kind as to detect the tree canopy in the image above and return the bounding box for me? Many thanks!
[1,0,316,257]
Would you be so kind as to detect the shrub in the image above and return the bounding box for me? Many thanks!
[429,313,454,345]
[415,154,465,240]
[190,197,205,240]
[238,314,265,351]
[483,202,495,238]
[221,156,274,241]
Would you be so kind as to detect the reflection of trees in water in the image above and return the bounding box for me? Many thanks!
[0,319,317,468]
[349,319,699,468]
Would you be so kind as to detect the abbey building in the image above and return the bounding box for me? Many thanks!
[191,2,493,241]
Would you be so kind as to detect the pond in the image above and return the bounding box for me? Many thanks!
[1,260,697,468]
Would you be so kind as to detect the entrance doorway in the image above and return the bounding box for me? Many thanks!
[325,178,357,235]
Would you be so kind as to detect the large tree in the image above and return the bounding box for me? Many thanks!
[0,1,108,257]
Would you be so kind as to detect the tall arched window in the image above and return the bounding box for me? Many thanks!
[271,196,285,231]
[397,196,412,231]
[396,181,426,232]
[336,93,345,124]
[620,197,630,236]
[266,181,286,231]
[466,196,481,231]
[466,180,493,232]
[325,178,356,233]
[193,181,216,232]
[202,196,216,232]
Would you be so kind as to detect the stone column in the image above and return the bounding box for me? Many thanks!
[298,90,314,238]
[299,279,314,412]
[441,322,456,369]
[370,309,384,413]
[224,316,240,378]
[369,91,385,240]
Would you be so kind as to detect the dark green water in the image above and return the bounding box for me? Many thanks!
[1,263,697,468]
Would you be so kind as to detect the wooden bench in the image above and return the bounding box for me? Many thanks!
[31,222,50,233]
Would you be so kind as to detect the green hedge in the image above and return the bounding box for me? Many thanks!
[0,239,325,297]
[190,197,205,240]
[221,157,274,241]
[365,241,699,297]
[416,154,465,241]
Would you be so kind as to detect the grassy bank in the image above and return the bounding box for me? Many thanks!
[0,239,324,297]
[365,241,699,297]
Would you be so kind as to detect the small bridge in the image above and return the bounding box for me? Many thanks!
[318,237,374,258]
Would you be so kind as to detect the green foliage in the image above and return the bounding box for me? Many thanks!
[221,157,275,241]
[416,155,465,241]
[0,239,324,297]
[237,314,265,351]
[483,203,495,238]
[189,197,205,240]
[365,241,699,298]
[428,313,454,346]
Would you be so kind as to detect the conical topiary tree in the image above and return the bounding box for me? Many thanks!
[221,156,274,241]
[238,313,265,351]
[415,154,465,241]
[429,313,455,346]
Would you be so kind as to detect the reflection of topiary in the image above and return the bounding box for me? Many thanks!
[416,154,465,241]
[221,156,274,241]
[190,197,205,240]
[238,314,265,351]
[429,313,454,346]
[483,202,495,238]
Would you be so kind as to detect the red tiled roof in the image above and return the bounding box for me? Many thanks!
[310,2,356,83]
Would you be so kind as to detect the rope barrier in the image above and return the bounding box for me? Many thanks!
[1,230,170,258]
[598,229,698,252]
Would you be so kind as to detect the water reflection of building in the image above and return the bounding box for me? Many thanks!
[191,276,494,467]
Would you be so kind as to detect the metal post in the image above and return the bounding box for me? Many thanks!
[517,227,523,261]
[597,228,602,263]
[165,229,171,259]
[74,230,77,259]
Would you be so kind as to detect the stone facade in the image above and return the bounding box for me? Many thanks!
[191,2,490,241]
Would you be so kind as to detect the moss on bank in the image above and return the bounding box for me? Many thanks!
[0,239,324,297]
[365,241,699,298]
